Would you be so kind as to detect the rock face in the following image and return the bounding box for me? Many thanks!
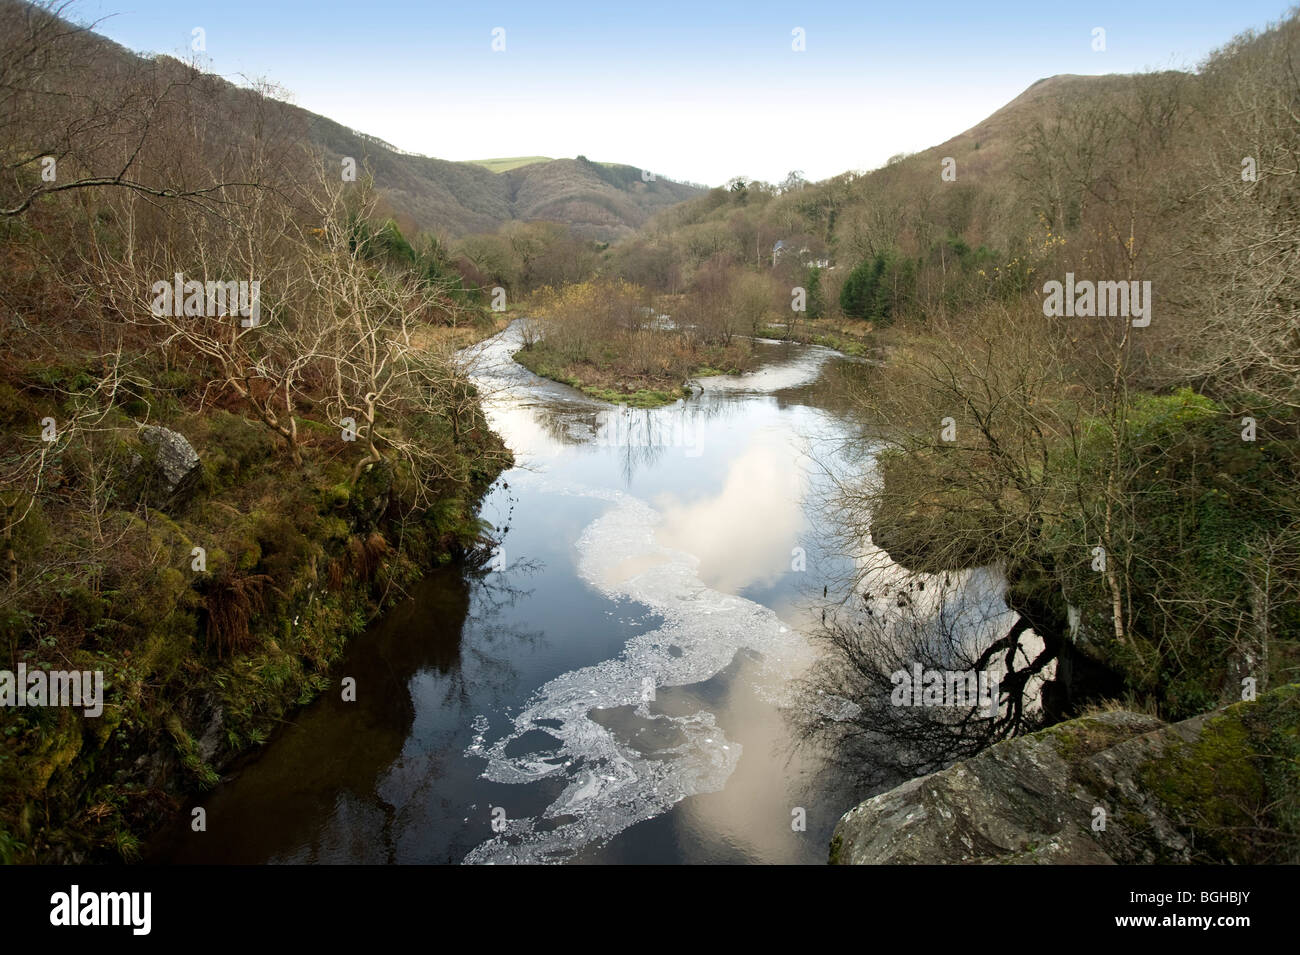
[832,711,1188,864]
[830,690,1300,865]
[132,425,201,505]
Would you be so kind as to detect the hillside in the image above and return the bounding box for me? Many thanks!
[307,116,703,240]
[890,73,1151,180]
[0,0,522,861]
[639,71,1154,261]
[0,0,702,241]
[606,69,1202,322]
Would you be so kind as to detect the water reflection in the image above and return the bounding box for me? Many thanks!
[153,323,866,865]
[654,438,808,594]
[151,569,478,863]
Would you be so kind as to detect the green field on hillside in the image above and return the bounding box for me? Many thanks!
[468,156,552,172]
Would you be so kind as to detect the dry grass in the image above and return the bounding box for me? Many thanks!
[204,570,273,660]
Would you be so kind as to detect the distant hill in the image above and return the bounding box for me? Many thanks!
[879,72,1164,182]
[306,116,704,239]
[5,0,704,241]
[641,71,1168,267]
[247,105,704,242]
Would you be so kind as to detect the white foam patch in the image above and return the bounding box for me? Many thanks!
[462,481,812,865]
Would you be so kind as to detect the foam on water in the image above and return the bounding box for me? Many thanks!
[458,322,1035,863]
[462,475,812,864]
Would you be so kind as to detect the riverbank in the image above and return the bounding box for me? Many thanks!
[514,280,758,408]
[1,361,511,865]
[759,318,883,359]
[807,309,1300,864]
[414,311,514,353]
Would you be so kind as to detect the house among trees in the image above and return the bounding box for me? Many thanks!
[773,239,831,269]
[771,239,787,267]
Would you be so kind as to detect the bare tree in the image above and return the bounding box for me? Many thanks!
[1176,16,1300,410]
[304,174,482,503]
[0,3,259,219]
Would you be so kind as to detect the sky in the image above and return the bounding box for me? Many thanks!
[77,0,1293,187]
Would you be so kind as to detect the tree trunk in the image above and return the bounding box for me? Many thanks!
[3,503,17,588]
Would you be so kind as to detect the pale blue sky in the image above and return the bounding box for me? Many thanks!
[76,0,1294,185]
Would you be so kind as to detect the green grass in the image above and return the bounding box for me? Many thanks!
[809,334,872,357]
[467,156,552,173]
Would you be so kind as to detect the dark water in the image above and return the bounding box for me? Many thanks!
[152,326,875,864]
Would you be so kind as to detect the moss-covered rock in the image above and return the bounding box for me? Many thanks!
[830,685,1300,864]
[1140,684,1299,863]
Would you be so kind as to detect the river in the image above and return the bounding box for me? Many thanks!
[150,322,914,864]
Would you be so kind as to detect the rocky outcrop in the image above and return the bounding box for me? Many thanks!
[830,686,1300,865]
[129,425,201,506]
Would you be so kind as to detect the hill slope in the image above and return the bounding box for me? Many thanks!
[1,0,703,240]
[307,112,702,239]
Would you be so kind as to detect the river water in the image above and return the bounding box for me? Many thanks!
[151,323,914,864]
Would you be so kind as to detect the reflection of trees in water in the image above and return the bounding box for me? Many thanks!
[375,557,552,863]
[790,409,1053,798]
[155,557,549,864]
[532,394,731,483]
[309,558,553,748]
[449,555,546,711]
[532,402,602,448]
[306,557,547,864]
[774,355,871,418]
[790,573,1050,797]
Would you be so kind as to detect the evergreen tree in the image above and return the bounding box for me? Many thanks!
[807,266,826,319]
[839,256,874,318]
